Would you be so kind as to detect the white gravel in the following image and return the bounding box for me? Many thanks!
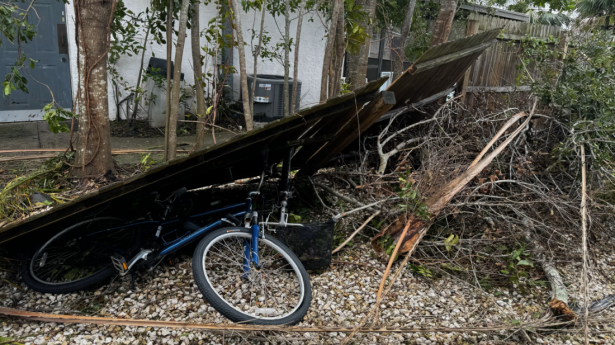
[0,242,614,344]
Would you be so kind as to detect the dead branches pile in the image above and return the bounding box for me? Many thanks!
[311,95,615,324]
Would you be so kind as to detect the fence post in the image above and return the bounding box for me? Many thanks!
[457,19,480,104]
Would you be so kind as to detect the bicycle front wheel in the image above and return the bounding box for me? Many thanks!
[22,217,133,294]
[192,227,311,325]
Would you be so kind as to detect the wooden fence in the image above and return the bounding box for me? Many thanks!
[464,13,563,94]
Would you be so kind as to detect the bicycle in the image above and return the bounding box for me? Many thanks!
[21,150,313,325]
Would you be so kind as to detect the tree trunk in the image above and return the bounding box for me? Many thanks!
[164,0,173,161]
[250,0,267,117]
[430,0,457,46]
[392,0,416,80]
[319,0,342,103]
[192,2,207,151]
[283,0,291,116]
[72,0,115,177]
[291,0,305,114]
[329,5,345,99]
[165,0,191,161]
[345,0,375,90]
[131,22,150,127]
[231,0,253,130]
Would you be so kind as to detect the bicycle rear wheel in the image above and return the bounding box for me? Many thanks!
[22,217,133,294]
[192,227,311,325]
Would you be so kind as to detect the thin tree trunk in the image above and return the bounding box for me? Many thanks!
[192,2,207,151]
[283,0,291,116]
[345,0,375,90]
[291,0,305,114]
[329,5,345,99]
[166,0,191,161]
[231,0,253,130]
[131,22,150,127]
[250,0,267,117]
[72,0,115,177]
[164,0,173,161]
[319,0,342,103]
[430,0,457,46]
[580,144,589,345]
[392,0,416,80]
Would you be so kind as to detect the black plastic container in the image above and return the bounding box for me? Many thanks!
[275,220,335,270]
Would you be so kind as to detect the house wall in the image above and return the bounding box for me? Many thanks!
[64,1,327,120]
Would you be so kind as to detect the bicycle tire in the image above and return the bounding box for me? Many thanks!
[192,227,312,325]
[22,217,131,294]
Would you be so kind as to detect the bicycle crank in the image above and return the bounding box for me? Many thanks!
[111,249,153,276]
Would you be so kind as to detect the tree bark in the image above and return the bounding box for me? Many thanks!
[72,0,115,177]
[291,0,305,114]
[329,5,345,99]
[319,0,342,103]
[166,0,191,161]
[392,0,416,80]
[131,25,149,126]
[430,0,457,46]
[345,0,376,90]
[231,0,253,130]
[250,0,267,117]
[164,0,173,161]
[283,0,291,116]
[192,2,207,151]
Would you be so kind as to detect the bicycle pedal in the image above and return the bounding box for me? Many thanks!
[111,253,128,273]
[167,257,174,266]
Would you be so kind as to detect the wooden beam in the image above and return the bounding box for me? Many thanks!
[298,91,397,176]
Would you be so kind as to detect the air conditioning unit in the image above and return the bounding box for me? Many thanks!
[246,74,301,121]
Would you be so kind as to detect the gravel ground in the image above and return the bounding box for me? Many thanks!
[0,242,614,344]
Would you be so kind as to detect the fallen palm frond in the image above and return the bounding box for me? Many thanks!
[0,157,71,220]
[0,306,611,335]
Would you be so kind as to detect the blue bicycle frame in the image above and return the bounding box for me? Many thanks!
[87,202,246,260]
[85,193,265,276]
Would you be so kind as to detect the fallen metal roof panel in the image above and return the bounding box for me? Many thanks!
[0,78,389,244]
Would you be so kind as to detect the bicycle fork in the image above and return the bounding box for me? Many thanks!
[242,214,261,278]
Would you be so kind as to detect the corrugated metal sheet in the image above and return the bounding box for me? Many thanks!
[0,78,389,244]
[0,29,501,244]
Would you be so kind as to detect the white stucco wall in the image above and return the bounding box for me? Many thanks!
[64,1,327,120]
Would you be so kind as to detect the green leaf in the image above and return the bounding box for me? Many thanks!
[517,260,534,267]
